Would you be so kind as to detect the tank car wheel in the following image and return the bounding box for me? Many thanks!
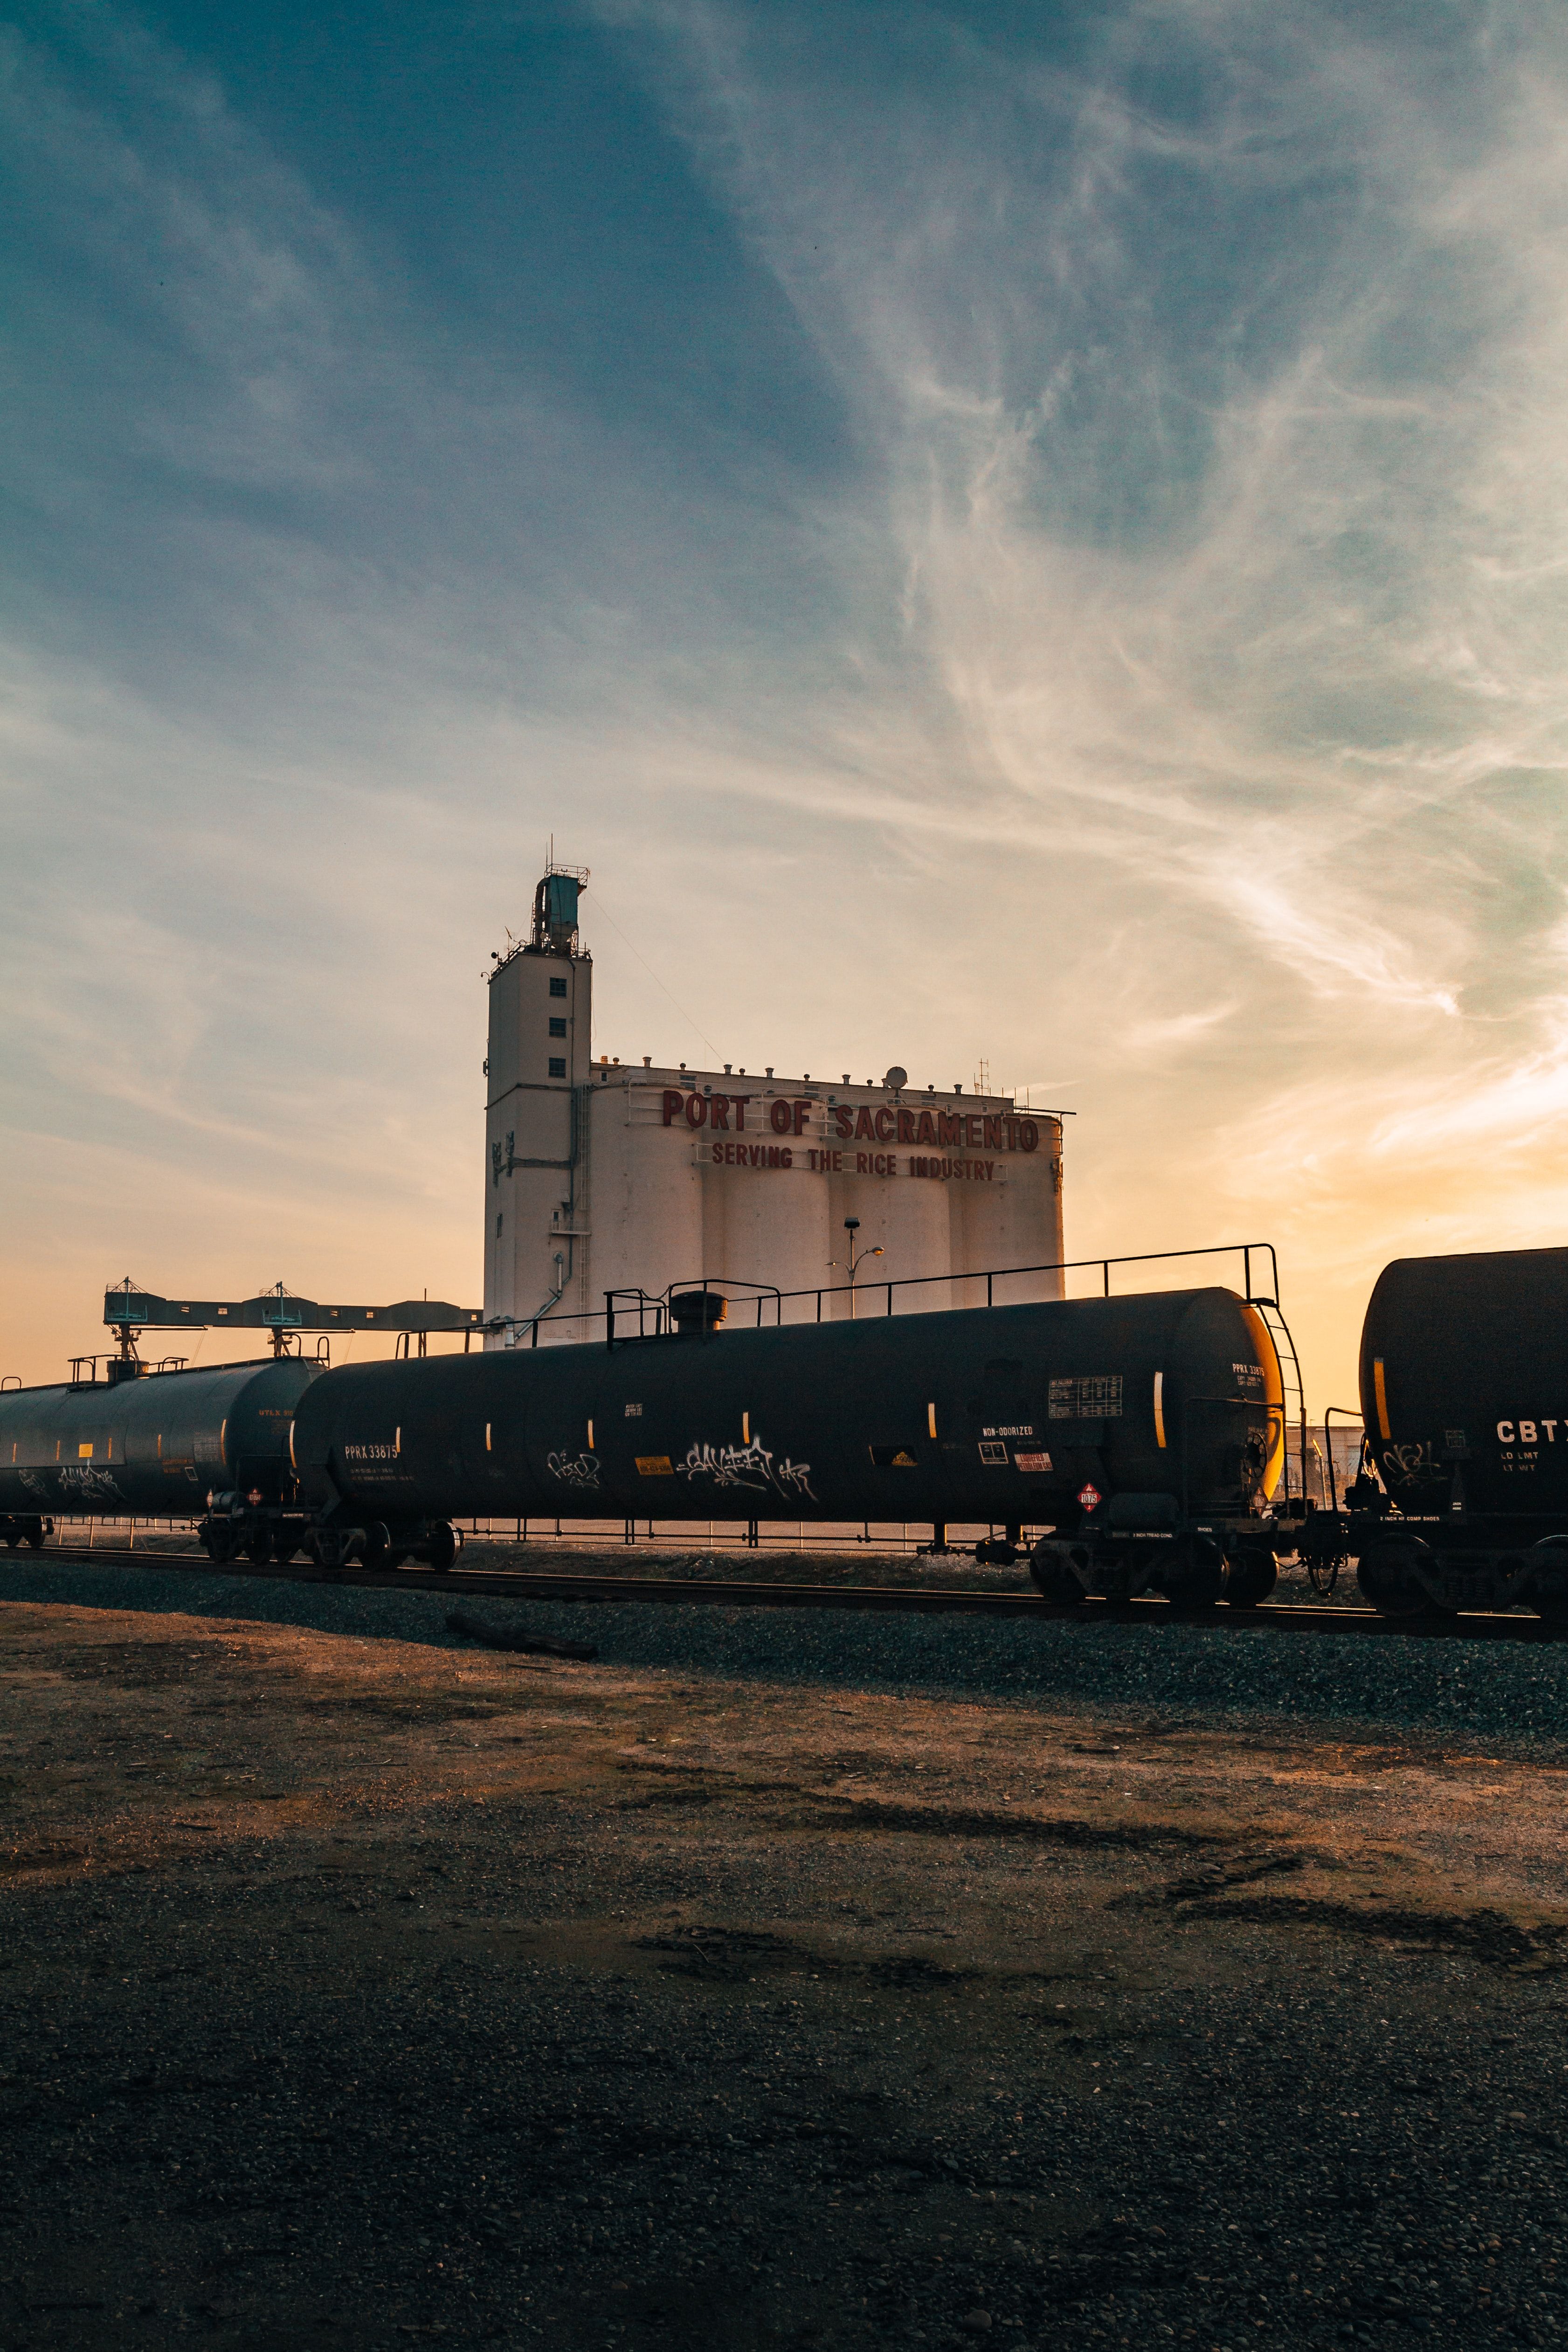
[206,1522,237,1565]
[361,1522,394,1570]
[1525,1537,1568,1626]
[5,1535,17,1550]
[1159,1535,1225,1610]
[26,1529,45,1552]
[1355,1539,1430,1616]
[425,1522,458,1576]
[1029,1539,1088,1605]
[243,1529,271,1566]
[1224,1543,1278,1607]
[271,1531,298,1564]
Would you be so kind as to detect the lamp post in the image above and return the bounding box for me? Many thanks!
[829,1216,884,1321]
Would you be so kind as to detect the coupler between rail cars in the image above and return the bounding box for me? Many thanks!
[0,1514,51,1552]
[199,1496,460,1578]
[1028,1494,1280,1610]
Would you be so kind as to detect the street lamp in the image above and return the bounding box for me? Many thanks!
[829,1216,884,1321]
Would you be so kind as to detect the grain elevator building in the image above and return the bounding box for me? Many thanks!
[483,866,1064,1344]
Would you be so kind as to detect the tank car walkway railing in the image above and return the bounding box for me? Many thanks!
[591,1240,1289,1346]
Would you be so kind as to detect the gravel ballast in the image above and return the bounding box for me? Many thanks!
[4,1555,1567,1751]
[6,1574,1568,2352]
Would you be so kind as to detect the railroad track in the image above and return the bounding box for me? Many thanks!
[14,1542,1568,1641]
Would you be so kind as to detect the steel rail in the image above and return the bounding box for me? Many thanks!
[13,1543,1568,1641]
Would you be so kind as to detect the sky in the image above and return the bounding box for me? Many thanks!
[5,0,1568,1404]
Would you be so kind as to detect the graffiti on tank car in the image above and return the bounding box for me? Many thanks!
[57,1466,127,1503]
[676,1434,818,1502]
[547,1450,602,1493]
[1378,1441,1438,1488]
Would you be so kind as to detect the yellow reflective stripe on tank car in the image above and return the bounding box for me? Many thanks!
[1373,1358,1391,1439]
[1154,1370,1166,1448]
[289,1421,297,1469]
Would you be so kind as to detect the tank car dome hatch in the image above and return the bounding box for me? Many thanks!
[670,1289,728,1332]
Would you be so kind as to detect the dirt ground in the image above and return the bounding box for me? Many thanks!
[3,1596,1567,2352]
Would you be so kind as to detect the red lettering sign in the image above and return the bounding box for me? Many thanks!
[693,1089,1050,1176]
[712,1141,796,1168]
[663,1091,684,1126]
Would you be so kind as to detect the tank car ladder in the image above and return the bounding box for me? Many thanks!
[1250,1294,1308,1502]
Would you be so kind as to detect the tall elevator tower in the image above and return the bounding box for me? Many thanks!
[483,863,593,1344]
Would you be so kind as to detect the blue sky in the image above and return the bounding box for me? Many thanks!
[6,0,1568,1395]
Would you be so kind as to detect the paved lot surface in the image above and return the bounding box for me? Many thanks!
[3,1590,1568,2352]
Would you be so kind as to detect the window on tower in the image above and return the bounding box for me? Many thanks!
[548,1057,566,1078]
[549,976,567,997]
[548,1017,566,1037]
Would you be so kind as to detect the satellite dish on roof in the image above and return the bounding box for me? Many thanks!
[884,1065,908,1089]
